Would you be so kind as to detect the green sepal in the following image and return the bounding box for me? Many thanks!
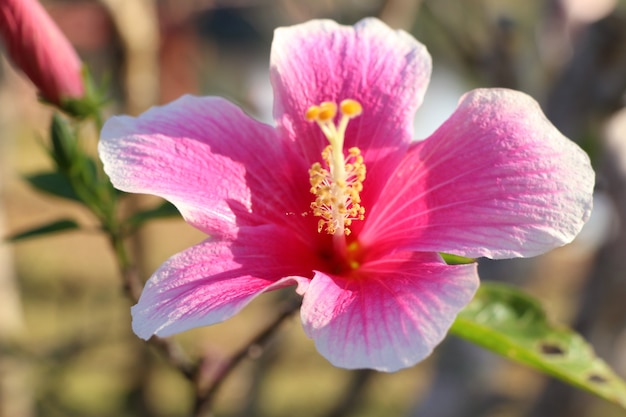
[57,66,108,122]
[450,282,626,409]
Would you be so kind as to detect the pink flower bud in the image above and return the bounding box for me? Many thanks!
[0,0,85,105]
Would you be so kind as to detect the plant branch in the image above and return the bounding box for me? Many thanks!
[193,298,301,417]
[325,369,374,417]
[108,228,197,379]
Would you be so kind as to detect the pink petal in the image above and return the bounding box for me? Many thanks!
[270,18,432,199]
[361,89,595,259]
[131,225,314,339]
[99,95,313,237]
[300,252,478,371]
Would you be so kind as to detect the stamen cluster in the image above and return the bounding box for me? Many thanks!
[306,99,366,236]
[310,146,366,235]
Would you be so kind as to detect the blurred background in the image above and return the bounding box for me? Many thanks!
[1,0,626,416]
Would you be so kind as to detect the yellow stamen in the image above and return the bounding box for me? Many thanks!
[306,99,366,237]
[340,99,362,118]
[305,105,320,121]
[318,102,338,122]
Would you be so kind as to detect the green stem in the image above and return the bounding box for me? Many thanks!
[109,230,143,302]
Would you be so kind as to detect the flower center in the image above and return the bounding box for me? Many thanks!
[306,99,366,237]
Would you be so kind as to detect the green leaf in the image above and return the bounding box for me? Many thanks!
[125,201,180,229]
[50,113,77,171]
[24,172,80,202]
[440,253,475,265]
[6,219,80,242]
[450,282,626,409]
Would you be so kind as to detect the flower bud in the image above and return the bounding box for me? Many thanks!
[0,0,85,106]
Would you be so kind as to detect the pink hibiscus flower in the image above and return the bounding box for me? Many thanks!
[99,18,594,372]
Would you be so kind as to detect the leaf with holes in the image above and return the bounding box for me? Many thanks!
[450,282,626,409]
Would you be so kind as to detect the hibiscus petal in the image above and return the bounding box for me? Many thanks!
[361,89,595,259]
[270,18,432,198]
[99,95,312,237]
[300,252,478,372]
[131,225,314,339]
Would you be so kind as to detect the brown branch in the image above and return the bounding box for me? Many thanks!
[325,369,374,417]
[109,230,197,379]
[193,298,301,417]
